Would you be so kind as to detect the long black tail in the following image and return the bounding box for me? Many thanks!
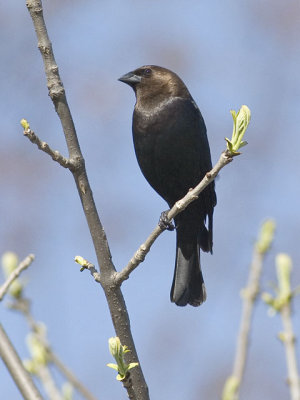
[170,230,207,307]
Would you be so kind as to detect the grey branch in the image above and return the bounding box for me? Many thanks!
[116,150,233,284]
[23,129,72,169]
[223,220,275,400]
[0,254,35,301]
[122,374,136,400]
[37,365,63,400]
[26,1,149,398]
[75,257,101,283]
[0,323,43,400]
[230,249,264,395]
[280,303,300,400]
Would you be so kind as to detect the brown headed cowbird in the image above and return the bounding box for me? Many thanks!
[119,65,216,307]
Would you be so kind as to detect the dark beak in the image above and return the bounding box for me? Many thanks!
[118,72,142,86]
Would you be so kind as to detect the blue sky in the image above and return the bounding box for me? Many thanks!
[1,1,300,399]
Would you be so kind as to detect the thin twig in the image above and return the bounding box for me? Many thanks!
[280,304,300,400]
[233,249,263,376]
[262,254,300,400]
[222,220,275,400]
[223,251,264,400]
[0,323,43,400]
[75,256,101,282]
[116,151,233,284]
[37,365,63,400]
[23,129,72,169]
[50,353,98,400]
[0,254,35,301]
[230,249,263,400]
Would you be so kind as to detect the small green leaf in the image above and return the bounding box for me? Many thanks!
[276,253,292,304]
[23,359,37,374]
[128,362,139,370]
[261,292,274,305]
[256,219,276,254]
[278,332,287,342]
[108,337,121,359]
[238,141,248,149]
[2,252,18,276]
[226,105,251,155]
[26,333,48,366]
[107,363,119,371]
[262,253,296,315]
[8,280,23,298]
[225,137,233,152]
[1,252,23,298]
[107,337,139,382]
[20,119,30,130]
[222,375,239,400]
[62,383,73,400]
[74,255,87,266]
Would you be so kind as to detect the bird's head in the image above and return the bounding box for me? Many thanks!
[119,65,190,109]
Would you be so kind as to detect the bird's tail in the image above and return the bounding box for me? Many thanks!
[170,230,207,307]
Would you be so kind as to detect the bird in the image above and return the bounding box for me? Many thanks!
[119,65,216,307]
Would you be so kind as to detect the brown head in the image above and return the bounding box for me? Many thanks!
[118,65,191,109]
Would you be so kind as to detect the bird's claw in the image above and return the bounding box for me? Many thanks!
[158,211,175,231]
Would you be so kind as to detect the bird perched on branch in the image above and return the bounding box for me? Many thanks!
[119,65,216,307]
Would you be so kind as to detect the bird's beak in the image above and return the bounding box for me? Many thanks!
[118,72,142,86]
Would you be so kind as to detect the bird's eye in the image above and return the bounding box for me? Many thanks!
[143,68,152,77]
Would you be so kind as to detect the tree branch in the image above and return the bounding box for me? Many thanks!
[50,353,98,400]
[116,150,233,284]
[74,256,101,283]
[280,303,300,400]
[0,323,43,400]
[22,125,72,169]
[25,1,149,398]
[36,365,63,400]
[0,254,35,301]
[222,220,275,400]
[275,255,300,400]
[262,254,300,400]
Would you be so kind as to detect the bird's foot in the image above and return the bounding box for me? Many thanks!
[158,211,175,231]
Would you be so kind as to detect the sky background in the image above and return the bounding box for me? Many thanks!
[1,1,300,399]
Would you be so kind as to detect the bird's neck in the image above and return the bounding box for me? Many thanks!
[135,95,176,114]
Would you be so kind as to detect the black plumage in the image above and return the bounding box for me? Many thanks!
[119,65,216,306]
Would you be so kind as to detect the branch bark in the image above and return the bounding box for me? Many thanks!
[222,251,264,400]
[36,365,63,400]
[280,302,300,400]
[23,129,71,168]
[231,249,264,393]
[0,323,43,400]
